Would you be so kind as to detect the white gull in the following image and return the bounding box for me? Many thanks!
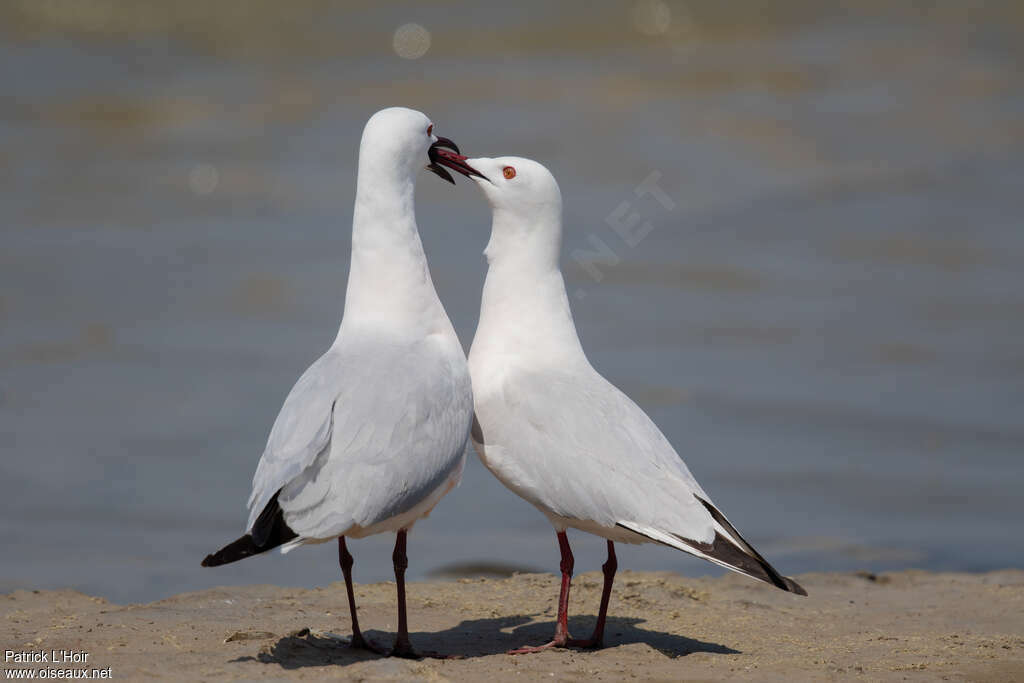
[202,107,480,658]
[465,156,806,654]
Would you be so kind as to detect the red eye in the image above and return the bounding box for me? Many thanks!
[503,166,516,179]
[427,124,433,135]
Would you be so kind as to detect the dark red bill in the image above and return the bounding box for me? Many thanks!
[427,137,483,184]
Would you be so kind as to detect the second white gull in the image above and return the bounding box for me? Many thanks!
[465,156,806,654]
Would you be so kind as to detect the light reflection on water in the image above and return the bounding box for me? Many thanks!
[1,1,1022,602]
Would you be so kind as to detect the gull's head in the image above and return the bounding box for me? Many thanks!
[359,107,481,185]
[467,156,563,265]
[467,156,562,217]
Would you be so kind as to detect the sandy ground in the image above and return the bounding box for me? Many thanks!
[3,570,1022,681]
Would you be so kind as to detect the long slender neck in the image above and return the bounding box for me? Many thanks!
[470,211,588,373]
[339,159,446,338]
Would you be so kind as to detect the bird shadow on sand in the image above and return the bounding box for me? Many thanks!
[235,615,737,669]
[513,615,740,658]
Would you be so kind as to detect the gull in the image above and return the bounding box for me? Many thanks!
[201,107,482,658]
[465,156,806,654]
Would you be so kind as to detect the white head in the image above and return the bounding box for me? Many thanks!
[345,108,479,329]
[466,156,563,268]
[357,107,478,188]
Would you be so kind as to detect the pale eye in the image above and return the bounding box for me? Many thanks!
[502,166,516,179]
[427,124,433,136]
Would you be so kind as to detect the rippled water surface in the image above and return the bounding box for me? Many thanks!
[2,1,1023,602]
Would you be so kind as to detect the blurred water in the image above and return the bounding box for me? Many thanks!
[2,1,1023,603]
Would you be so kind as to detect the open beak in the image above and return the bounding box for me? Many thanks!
[427,136,484,184]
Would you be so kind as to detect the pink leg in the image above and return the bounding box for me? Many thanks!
[567,540,616,648]
[338,537,384,654]
[509,531,575,654]
[389,530,415,658]
[388,531,456,659]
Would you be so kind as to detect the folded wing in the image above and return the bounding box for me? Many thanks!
[493,368,804,594]
[246,350,344,532]
[250,335,471,542]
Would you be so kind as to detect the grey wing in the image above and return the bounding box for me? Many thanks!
[246,350,345,532]
[499,369,716,541]
[497,369,806,595]
[276,336,473,539]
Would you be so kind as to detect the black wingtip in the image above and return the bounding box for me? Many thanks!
[201,489,298,568]
[782,576,808,596]
[201,534,261,567]
[692,496,808,596]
